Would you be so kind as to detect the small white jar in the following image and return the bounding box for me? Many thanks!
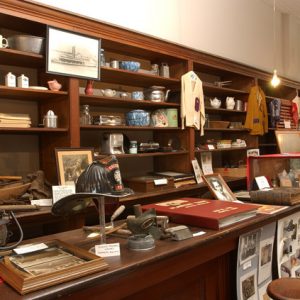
[17,74,29,88]
[5,72,16,87]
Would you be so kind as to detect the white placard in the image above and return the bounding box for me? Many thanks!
[242,260,252,270]
[284,119,291,128]
[95,243,120,257]
[14,243,48,255]
[52,185,76,203]
[255,176,271,190]
[30,198,53,206]
[207,144,215,150]
[154,178,168,185]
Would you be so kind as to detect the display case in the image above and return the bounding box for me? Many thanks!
[247,153,300,190]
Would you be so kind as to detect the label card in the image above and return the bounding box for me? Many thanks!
[95,243,120,257]
[255,176,271,190]
[154,178,168,185]
[14,243,48,255]
[52,185,76,203]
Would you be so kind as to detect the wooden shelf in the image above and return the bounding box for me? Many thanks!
[81,125,180,131]
[195,146,251,153]
[204,128,249,132]
[80,94,180,108]
[0,86,68,101]
[0,127,68,133]
[101,67,180,88]
[0,48,44,67]
[259,143,277,147]
[96,150,188,159]
[119,176,246,202]
[205,107,246,114]
[203,82,249,96]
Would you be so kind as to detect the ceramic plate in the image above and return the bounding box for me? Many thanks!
[29,86,48,90]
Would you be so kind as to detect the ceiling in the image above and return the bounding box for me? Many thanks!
[262,0,300,21]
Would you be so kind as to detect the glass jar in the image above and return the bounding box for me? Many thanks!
[129,141,137,154]
[100,48,106,67]
[80,105,92,125]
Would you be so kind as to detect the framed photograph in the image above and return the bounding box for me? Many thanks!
[203,173,237,201]
[0,239,108,294]
[191,158,203,184]
[46,26,100,80]
[55,148,94,185]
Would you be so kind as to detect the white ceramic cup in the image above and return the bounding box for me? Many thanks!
[0,35,8,48]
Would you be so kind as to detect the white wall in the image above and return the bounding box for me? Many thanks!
[29,0,300,81]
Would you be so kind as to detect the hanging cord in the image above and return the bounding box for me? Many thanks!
[0,211,24,251]
[273,0,277,70]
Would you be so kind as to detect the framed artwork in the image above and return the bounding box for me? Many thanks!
[191,158,203,184]
[203,173,237,201]
[46,26,100,80]
[55,148,94,185]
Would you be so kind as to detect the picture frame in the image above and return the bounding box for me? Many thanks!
[0,239,108,295]
[46,26,100,80]
[191,158,203,184]
[55,148,94,185]
[203,173,237,201]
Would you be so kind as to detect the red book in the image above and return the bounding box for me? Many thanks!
[142,198,258,230]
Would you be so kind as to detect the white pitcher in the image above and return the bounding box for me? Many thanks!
[226,97,235,110]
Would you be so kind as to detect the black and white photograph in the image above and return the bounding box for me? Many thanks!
[47,26,100,80]
[240,271,257,300]
[203,173,237,201]
[55,148,94,185]
[258,237,274,284]
[240,230,260,265]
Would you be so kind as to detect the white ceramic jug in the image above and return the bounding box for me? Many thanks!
[210,97,221,108]
[226,97,235,110]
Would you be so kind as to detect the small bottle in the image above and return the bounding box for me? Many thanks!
[80,105,92,125]
[129,141,137,154]
[5,72,16,87]
[100,49,106,67]
[17,74,29,88]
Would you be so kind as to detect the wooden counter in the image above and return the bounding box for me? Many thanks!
[1,204,300,300]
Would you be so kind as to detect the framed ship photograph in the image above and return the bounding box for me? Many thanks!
[55,147,94,185]
[0,239,108,295]
[46,26,101,80]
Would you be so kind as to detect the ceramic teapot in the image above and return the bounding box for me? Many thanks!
[144,86,170,102]
[101,89,117,97]
[210,97,221,108]
[226,97,235,110]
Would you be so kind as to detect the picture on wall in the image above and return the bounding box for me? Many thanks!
[55,148,94,186]
[46,26,100,80]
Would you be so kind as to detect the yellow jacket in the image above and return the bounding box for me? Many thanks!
[244,85,268,135]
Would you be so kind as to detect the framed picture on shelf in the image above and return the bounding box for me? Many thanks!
[46,26,101,80]
[191,158,203,184]
[203,173,237,201]
[55,148,94,185]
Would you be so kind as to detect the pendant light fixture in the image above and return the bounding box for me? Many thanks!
[271,0,280,87]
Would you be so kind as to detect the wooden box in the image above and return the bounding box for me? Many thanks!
[0,239,108,295]
[123,176,174,192]
[214,167,247,178]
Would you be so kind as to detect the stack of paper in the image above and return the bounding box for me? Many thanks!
[0,113,31,128]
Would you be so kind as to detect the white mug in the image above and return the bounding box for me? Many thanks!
[0,35,8,48]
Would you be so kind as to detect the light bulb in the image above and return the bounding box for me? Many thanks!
[271,69,280,87]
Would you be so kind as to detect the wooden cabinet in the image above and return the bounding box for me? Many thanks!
[192,61,257,178]
[1,0,300,204]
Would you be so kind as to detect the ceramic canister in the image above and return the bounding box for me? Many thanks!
[166,108,178,127]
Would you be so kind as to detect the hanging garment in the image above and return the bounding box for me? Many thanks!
[269,98,281,128]
[244,85,268,135]
[292,94,300,119]
[292,102,299,127]
[181,71,205,135]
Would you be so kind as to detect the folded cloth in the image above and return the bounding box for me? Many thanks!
[250,188,300,206]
